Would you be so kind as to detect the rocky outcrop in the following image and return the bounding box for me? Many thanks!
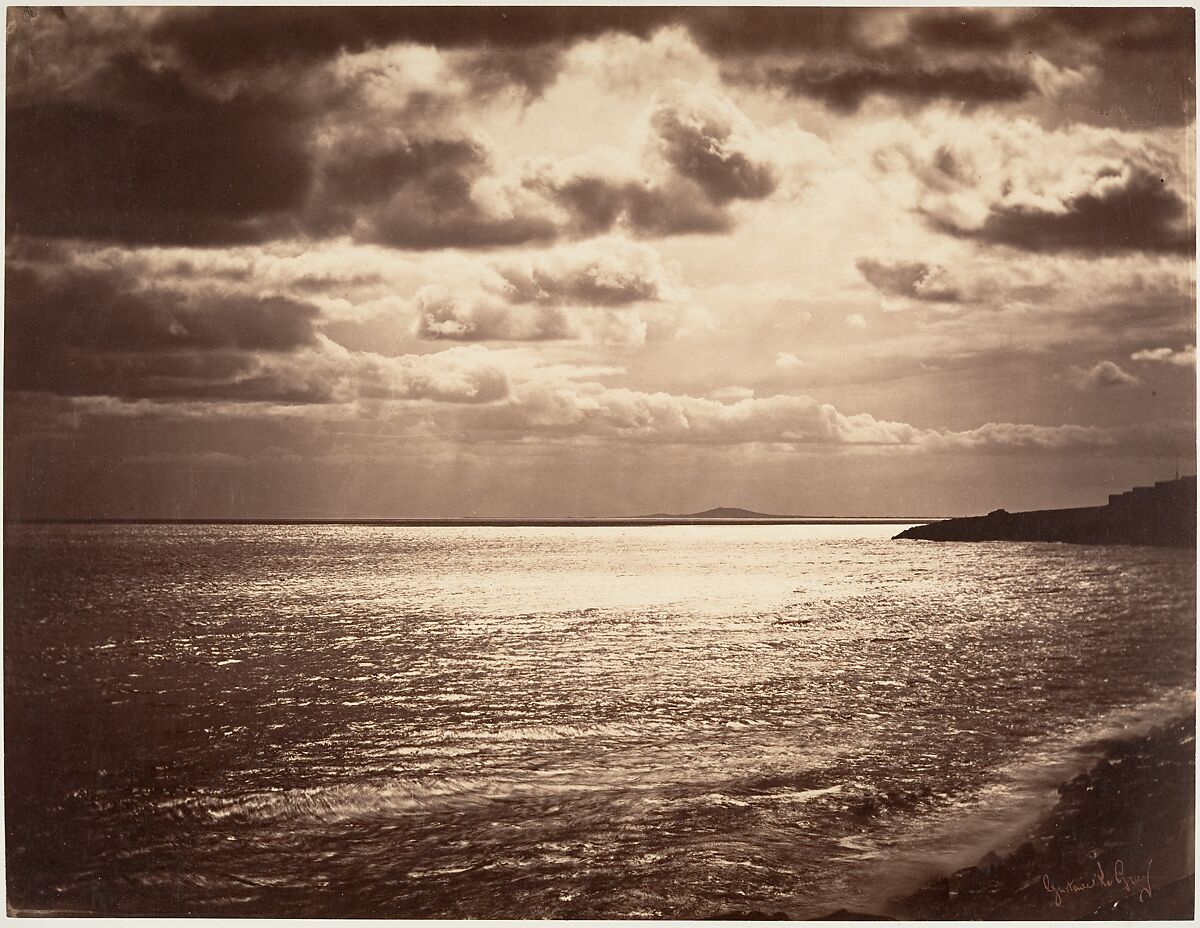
[895,476,1195,547]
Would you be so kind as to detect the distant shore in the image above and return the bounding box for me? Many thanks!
[6,517,937,527]
[896,476,1196,548]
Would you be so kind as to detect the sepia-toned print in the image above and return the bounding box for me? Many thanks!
[5,6,1195,920]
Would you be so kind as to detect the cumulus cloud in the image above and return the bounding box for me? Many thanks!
[493,238,680,306]
[919,421,1117,452]
[7,13,791,251]
[846,314,869,329]
[495,383,926,445]
[649,87,778,203]
[1072,360,1141,390]
[856,258,960,302]
[449,378,1168,456]
[871,114,1193,255]
[411,238,678,344]
[775,352,804,370]
[4,261,514,405]
[415,287,576,342]
[523,87,789,241]
[311,83,791,249]
[1131,345,1197,368]
[960,169,1192,255]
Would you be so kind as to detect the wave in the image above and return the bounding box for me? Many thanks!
[825,686,1196,915]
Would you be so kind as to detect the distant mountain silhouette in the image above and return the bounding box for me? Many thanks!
[646,506,792,519]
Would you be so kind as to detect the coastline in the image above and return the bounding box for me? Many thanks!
[894,476,1196,548]
[882,712,1195,920]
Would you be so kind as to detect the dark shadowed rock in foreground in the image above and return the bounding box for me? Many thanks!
[891,714,1195,921]
[895,476,1195,548]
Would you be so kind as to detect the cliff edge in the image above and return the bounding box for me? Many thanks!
[894,476,1196,547]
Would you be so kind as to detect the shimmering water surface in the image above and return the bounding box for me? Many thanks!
[5,523,1195,917]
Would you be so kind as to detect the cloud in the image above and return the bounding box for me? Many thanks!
[414,287,575,342]
[858,9,1194,126]
[920,421,1117,452]
[493,238,680,306]
[7,56,313,246]
[525,88,787,240]
[710,386,755,400]
[856,258,960,302]
[958,169,1193,255]
[151,7,678,76]
[1131,345,1197,368]
[307,83,786,251]
[764,60,1035,113]
[775,352,804,370]
[495,383,926,445]
[1073,360,1141,390]
[412,239,676,343]
[7,22,781,251]
[7,10,806,253]
[5,263,325,396]
[871,114,1193,255]
[846,314,869,329]
[4,261,515,405]
[905,11,1018,50]
[649,87,778,203]
[466,378,1168,456]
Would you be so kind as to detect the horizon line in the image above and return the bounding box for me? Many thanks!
[5,516,946,527]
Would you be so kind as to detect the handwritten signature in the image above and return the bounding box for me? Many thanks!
[1042,859,1152,908]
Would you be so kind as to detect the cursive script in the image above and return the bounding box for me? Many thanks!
[1042,858,1152,908]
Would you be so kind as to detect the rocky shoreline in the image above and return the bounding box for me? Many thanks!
[719,713,1195,921]
[894,476,1196,548]
[886,712,1195,920]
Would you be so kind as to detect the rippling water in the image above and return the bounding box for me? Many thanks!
[5,523,1195,917]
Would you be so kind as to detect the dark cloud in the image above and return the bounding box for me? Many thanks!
[541,175,734,239]
[361,189,559,251]
[7,56,313,245]
[651,102,777,203]
[907,11,1015,51]
[765,60,1036,112]
[5,262,515,405]
[307,129,562,249]
[622,182,737,236]
[153,7,869,76]
[5,263,322,399]
[948,170,1194,256]
[320,136,486,206]
[1013,8,1195,127]
[153,7,677,75]
[461,47,569,100]
[1033,8,1194,54]
[525,92,780,241]
[683,8,862,56]
[721,8,1193,125]
[856,259,960,302]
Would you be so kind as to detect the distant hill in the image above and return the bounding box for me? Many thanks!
[645,506,793,519]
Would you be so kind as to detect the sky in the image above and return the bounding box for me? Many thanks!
[4,5,1196,519]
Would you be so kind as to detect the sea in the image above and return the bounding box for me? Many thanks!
[4,522,1195,917]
